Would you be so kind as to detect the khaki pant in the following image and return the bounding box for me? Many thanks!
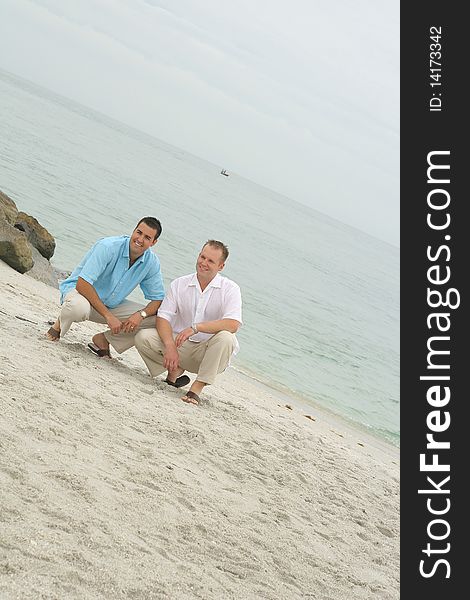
[135,328,235,385]
[59,289,156,352]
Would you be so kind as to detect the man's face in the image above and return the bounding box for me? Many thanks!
[130,222,158,258]
[196,244,225,280]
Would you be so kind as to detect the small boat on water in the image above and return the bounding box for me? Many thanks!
[220,169,229,177]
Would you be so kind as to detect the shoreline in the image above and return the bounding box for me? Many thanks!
[0,259,399,599]
[233,365,400,453]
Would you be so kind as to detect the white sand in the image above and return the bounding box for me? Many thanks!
[0,259,399,600]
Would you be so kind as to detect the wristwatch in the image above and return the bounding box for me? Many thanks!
[191,323,199,334]
[140,310,148,319]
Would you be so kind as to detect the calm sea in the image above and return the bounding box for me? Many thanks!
[0,69,399,445]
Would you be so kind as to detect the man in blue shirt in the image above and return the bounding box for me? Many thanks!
[46,217,165,358]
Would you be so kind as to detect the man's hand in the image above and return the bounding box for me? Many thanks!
[122,312,142,334]
[106,314,123,334]
[175,327,195,348]
[163,346,180,372]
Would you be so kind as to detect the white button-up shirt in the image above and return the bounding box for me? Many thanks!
[158,272,243,355]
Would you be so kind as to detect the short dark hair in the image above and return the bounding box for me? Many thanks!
[136,217,162,240]
[203,240,229,262]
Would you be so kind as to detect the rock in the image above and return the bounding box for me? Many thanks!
[26,246,59,288]
[0,191,19,225]
[0,191,59,286]
[14,212,55,260]
[0,221,34,273]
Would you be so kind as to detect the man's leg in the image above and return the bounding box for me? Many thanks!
[46,291,153,352]
[93,299,156,354]
[134,328,168,377]
[134,329,190,386]
[135,329,235,403]
[178,331,235,404]
[46,289,92,340]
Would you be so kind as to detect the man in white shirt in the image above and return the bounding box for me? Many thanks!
[134,240,242,405]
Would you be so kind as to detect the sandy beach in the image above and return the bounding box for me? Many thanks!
[0,259,399,599]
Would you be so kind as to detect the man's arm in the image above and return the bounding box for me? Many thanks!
[174,318,240,348]
[76,277,122,334]
[121,300,162,333]
[122,256,165,333]
[156,316,179,371]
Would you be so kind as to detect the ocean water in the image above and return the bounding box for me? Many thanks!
[0,69,399,445]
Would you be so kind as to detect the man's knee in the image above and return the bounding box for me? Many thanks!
[211,330,235,349]
[61,290,91,321]
[135,328,161,353]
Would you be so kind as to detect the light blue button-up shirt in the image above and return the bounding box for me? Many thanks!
[60,236,165,308]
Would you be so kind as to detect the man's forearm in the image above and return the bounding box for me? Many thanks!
[76,277,111,319]
[142,300,162,317]
[173,318,240,350]
[194,319,240,334]
[156,317,176,347]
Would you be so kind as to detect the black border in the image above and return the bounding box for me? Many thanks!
[401,3,466,596]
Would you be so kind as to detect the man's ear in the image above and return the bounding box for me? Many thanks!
[151,238,158,247]
[218,261,225,272]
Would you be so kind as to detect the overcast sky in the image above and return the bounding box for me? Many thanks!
[0,0,399,245]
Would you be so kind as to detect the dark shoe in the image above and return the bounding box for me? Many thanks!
[88,343,111,358]
[164,375,190,388]
[46,326,60,340]
[181,391,200,405]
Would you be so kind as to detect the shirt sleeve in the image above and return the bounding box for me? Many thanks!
[140,258,165,301]
[221,283,243,324]
[78,241,112,286]
[156,279,178,323]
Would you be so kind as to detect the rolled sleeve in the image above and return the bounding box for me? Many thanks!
[140,261,165,301]
[222,284,243,324]
[155,281,178,323]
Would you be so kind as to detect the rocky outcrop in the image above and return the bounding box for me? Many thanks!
[27,246,59,288]
[0,220,34,273]
[0,190,59,287]
[0,190,18,225]
[15,211,56,260]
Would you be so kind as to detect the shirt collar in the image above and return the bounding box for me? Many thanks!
[123,237,130,259]
[188,272,222,289]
